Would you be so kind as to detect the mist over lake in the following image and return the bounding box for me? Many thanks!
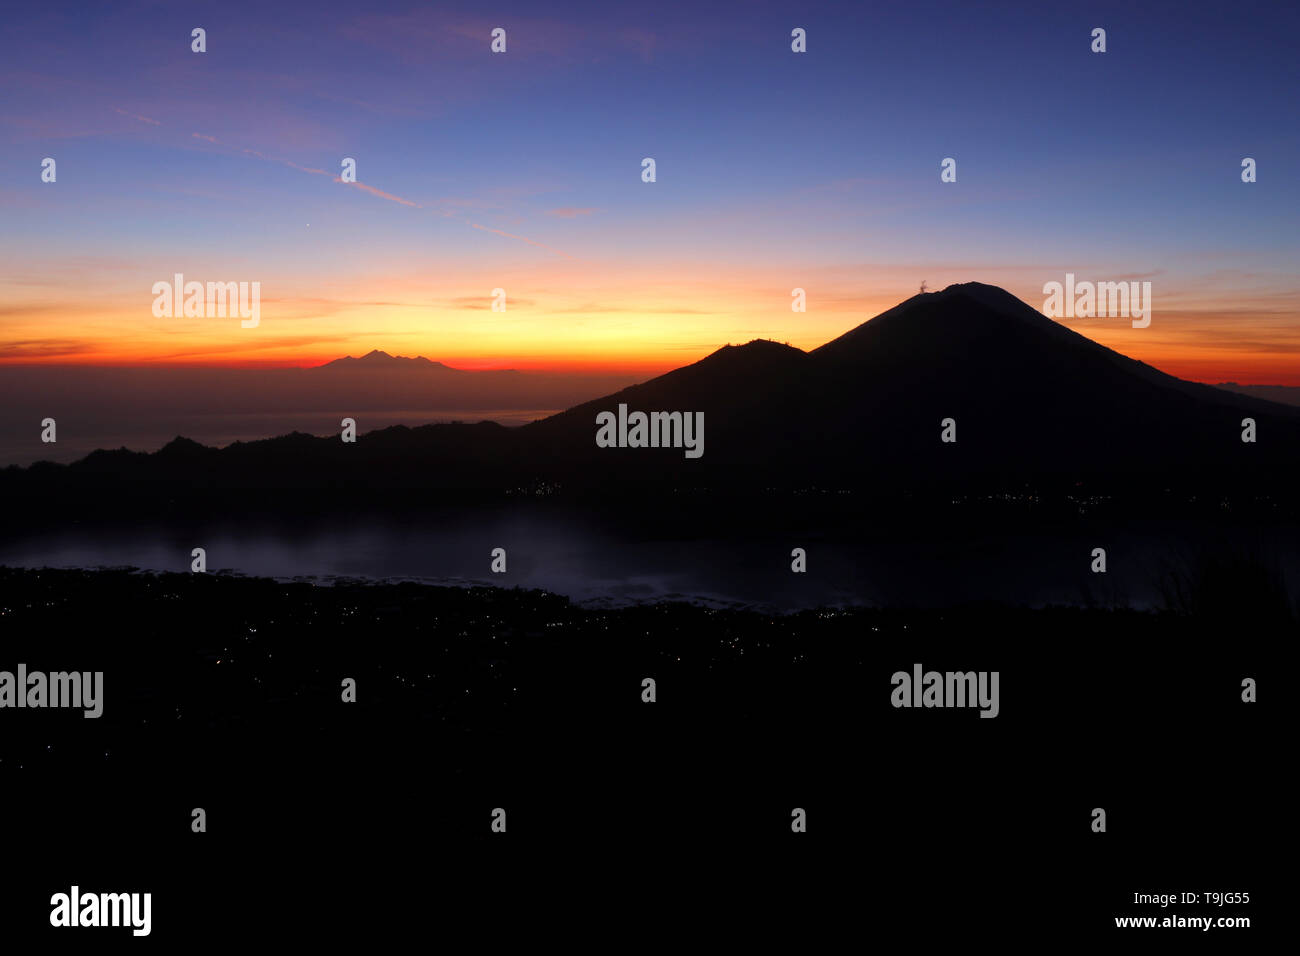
[3,498,1295,613]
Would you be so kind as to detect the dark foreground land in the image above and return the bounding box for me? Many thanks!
[0,568,1286,943]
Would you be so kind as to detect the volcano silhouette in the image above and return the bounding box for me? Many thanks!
[520,282,1300,490]
[9,283,1299,501]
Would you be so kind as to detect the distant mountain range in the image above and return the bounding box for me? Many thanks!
[318,350,462,371]
[1214,383,1300,408]
[0,353,638,465]
[6,283,1299,501]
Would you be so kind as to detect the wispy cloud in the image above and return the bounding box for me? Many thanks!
[0,339,95,360]
[114,108,161,126]
[286,160,329,176]
[147,334,363,362]
[0,304,63,318]
[210,138,422,208]
[469,223,574,259]
[546,207,598,218]
[336,179,421,208]
[444,296,538,309]
[552,303,710,315]
[190,132,569,250]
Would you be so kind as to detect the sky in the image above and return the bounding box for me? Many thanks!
[1,0,1297,381]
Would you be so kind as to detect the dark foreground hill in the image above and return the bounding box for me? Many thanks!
[4,283,1298,507]
[1,567,1282,942]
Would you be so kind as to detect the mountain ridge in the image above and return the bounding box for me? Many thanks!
[7,283,1299,496]
[318,350,455,370]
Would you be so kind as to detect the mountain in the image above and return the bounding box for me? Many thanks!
[318,350,458,371]
[1215,383,1300,408]
[0,357,641,466]
[6,283,1299,503]
[519,282,1300,489]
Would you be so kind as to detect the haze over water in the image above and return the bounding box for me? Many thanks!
[2,502,1294,612]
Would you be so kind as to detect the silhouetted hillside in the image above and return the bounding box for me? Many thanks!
[4,283,1298,507]
[518,282,1300,489]
[1215,382,1300,408]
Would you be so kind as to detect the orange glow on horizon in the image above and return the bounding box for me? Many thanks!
[1,275,1296,384]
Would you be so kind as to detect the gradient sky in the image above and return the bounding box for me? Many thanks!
[2,0,1297,381]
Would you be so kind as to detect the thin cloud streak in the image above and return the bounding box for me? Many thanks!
[113,108,161,126]
[468,223,575,259]
[188,131,571,251]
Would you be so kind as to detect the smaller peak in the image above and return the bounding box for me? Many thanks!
[694,338,807,369]
[726,338,802,352]
[158,436,208,454]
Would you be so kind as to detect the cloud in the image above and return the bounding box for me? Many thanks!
[286,160,329,176]
[468,222,574,259]
[253,297,419,319]
[546,207,598,218]
[0,339,95,360]
[1111,270,1166,281]
[341,12,665,71]
[113,108,161,126]
[617,28,658,64]
[335,178,422,208]
[186,130,573,254]
[147,335,363,361]
[194,135,423,208]
[444,296,538,309]
[0,304,63,318]
[309,91,433,120]
[552,303,710,315]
